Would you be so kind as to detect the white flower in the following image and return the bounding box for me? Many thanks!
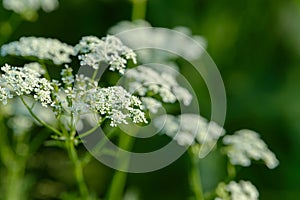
[52,69,147,127]
[141,97,162,113]
[124,65,193,106]
[223,129,279,169]
[75,35,137,74]
[0,86,13,104]
[108,20,206,63]
[87,86,147,127]
[1,37,75,65]
[3,0,59,14]
[216,180,259,200]
[0,64,53,107]
[154,114,225,152]
[24,62,45,74]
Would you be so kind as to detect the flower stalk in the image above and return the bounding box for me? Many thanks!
[188,146,204,200]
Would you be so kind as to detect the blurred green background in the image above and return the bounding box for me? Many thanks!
[1,0,300,199]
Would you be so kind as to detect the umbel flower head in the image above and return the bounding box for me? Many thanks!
[1,37,75,65]
[154,114,225,157]
[75,35,137,74]
[0,64,53,107]
[223,129,279,169]
[108,20,207,63]
[215,180,259,200]
[52,66,147,127]
[2,0,59,19]
[124,65,192,106]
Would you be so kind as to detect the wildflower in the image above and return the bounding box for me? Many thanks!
[87,86,147,127]
[125,65,193,106]
[1,37,75,65]
[24,62,45,74]
[52,68,147,127]
[0,64,53,107]
[215,180,259,200]
[108,20,206,63]
[154,114,225,152]
[223,129,279,169]
[141,97,162,113]
[3,0,59,16]
[75,35,137,74]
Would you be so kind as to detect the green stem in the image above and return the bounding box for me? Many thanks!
[188,147,204,200]
[131,0,147,21]
[226,161,236,182]
[91,68,99,81]
[40,62,51,80]
[106,132,135,200]
[20,96,62,136]
[65,135,90,199]
[82,128,118,166]
[0,114,31,200]
[5,162,27,200]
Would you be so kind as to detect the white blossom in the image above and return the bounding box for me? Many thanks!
[125,65,192,106]
[154,114,225,152]
[141,97,162,113]
[52,68,147,127]
[108,20,207,63]
[215,180,259,200]
[87,86,147,127]
[1,37,75,65]
[223,129,279,169]
[24,62,45,74]
[3,0,59,14]
[0,86,13,105]
[0,64,53,107]
[75,35,137,74]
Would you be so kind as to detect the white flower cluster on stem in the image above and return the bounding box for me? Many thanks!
[154,114,225,156]
[75,35,137,74]
[88,86,148,127]
[1,37,75,65]
[125,65,192,106]
[223,129,279,169]
[51,66,147,127]
[0,64,53,107]
[215,180,259,200]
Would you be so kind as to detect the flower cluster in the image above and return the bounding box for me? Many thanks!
[154,114,225,155]
[75,35,137,74]
[51,66,147,127]
[1,37,75,65]
[215,180,259,200]
[124,65,192,106]
[108,20,206,63]
[88,86,147,127]
[141,97,162,114]
[24,62,45,74]
[2,0,59,14]
[0,64,53,107]
[223,129,279,169]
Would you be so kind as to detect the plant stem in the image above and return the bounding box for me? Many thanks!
[20,96,62,136]
[188,147,204,200]
[40,62,51,80]
[226,161,236,182]
[131,0,147,21]
[65,135,90,199]
[5,161,27,200]
[106,132,135,200]
[0,114,31,200]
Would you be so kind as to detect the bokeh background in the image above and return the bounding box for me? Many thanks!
[1,0,300,199]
